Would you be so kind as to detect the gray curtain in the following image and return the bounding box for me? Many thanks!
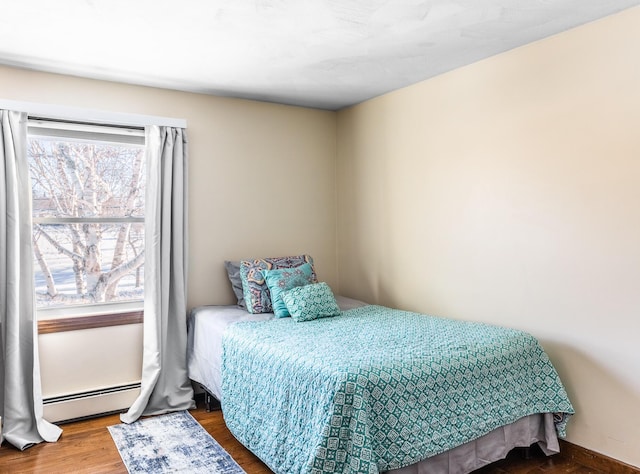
[0,110,62,449]
[121,125,194,423]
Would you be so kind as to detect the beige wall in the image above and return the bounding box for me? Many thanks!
[337,7,640,468]
[0,65,337,403]
[0,65,338,307]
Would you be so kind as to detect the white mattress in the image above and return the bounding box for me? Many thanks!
[187,295,366,400]
[187,297,560,474]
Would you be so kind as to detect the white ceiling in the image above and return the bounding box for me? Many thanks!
[1,0,639,110]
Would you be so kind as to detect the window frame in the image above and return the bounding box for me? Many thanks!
[28,117,147,328]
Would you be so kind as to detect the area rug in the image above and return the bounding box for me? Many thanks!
[108,411,245,474]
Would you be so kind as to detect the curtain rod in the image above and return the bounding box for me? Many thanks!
[0,98,187,129]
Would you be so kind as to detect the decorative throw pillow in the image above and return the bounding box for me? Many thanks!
[263,263,315,318]
[240,255,316,314]
[224,260,246,308]
[281,282,341,322]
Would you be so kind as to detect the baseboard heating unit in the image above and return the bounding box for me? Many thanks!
[43,383,141,423]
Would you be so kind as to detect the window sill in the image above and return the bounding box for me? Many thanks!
[38,311,143,334]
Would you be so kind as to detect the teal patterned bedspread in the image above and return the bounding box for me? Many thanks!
[221,305,574,474]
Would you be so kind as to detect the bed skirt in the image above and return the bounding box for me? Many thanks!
[388,413,558,474]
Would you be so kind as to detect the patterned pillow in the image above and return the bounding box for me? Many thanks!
[263,263,315,318]
[281,282,341,322]
[240,255,316,314]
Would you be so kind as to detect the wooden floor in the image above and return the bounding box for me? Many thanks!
[0,403,607,474]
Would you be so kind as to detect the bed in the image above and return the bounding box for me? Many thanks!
[187,295,573,474]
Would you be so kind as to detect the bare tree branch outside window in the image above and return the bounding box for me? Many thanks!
[29,133,145,309]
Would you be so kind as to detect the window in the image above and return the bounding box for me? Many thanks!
[28,119,145,318]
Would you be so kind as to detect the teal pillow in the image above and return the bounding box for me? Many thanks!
[263,263,315,318]
[281,282,341,322]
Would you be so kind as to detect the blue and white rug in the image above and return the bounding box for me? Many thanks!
[108,411,245,474]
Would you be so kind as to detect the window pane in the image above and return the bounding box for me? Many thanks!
[29,137,145,219]
[33,223,144,308]
[29,128,146,312]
